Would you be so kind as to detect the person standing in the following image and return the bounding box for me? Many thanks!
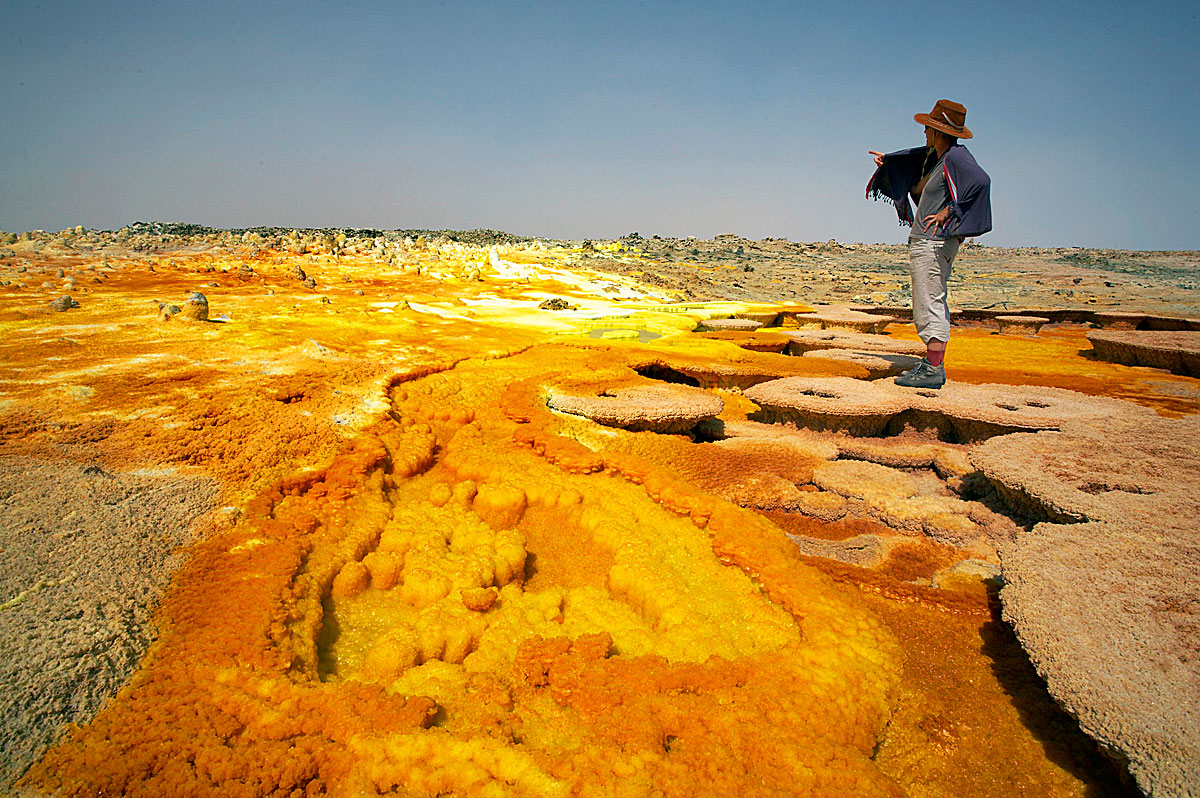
[866,99,991,388]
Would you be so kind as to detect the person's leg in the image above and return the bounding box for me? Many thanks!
[924,237,959,364]
[899,237,956,388]
[908,238,937,347]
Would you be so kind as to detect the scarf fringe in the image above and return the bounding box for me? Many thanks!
[867,189,914,226]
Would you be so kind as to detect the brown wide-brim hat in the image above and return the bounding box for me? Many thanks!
[915,99,973,139]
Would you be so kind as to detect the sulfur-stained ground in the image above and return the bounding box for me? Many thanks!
[2,225,1196,796]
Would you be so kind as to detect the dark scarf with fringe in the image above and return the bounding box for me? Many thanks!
[864,146,937,227]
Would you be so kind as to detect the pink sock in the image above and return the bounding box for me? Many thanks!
[926,341,946,367]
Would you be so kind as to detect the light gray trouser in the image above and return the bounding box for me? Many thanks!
[908,236,960,343]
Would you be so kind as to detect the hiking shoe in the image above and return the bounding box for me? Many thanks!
[894,359,945,388]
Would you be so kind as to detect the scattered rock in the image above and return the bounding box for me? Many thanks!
[179,292,209,321]
[353,289,364,296]
[537,298,570,311]
[48,295,78,312]
[302,277,316,290]
[292,265,307,281]
[157,303,181,321]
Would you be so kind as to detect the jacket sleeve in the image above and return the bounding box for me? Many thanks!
[942,148,992,238]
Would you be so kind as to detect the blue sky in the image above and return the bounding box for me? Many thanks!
[1,0,1197,249]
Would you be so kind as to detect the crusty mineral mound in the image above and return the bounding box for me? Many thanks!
[973,415,1200,796]
[970,416,1200,524]
[780,307,895,333]
[924,382,1154,442]
[1003,521,1199,798]
[785,533,890,568]
[1093,311,1147,329]
[547,382,724,433]
[781,329,927,357]
[1087,329,1200,376]
[746,376,1147,442]
[811,459,982,546]
[801,349,921,379]
[745,376,909,435]
[995,315,1048,336]
[696,329,792,353]
[629,348,861,389]
[695,318,763,332]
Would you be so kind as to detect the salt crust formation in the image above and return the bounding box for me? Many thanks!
[732,310,780,325]
[681,420,1005,556]
[801,349,922,379]
[779,307,895,333]
[995,315,1048,336]
[694,318,763,332]
[626,347,863,389]
[696,329,792,353]
[1087,329,1200,377]
[0,460,218,788]
[546,381,724,433]
[972,415,1200,797]
[743,376,1153,440]
[786,534,892,568]
[1093,311,1148,329]
[780,329,927,357]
